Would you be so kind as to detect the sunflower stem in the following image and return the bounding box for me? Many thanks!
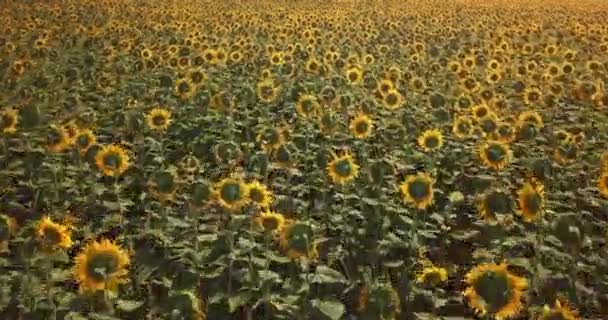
[45,261,57,320]
[263,232,271,317]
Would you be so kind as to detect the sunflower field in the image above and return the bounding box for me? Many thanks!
[1,0,608,319]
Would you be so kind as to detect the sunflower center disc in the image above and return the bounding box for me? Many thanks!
[87,253,119,282]
[152,115,166,126]
[408,179,429,200]
[262,216,279,230]
[425,137,439,148]
[103,153,121,169]
[525,193,542,213]
[221,183,241,203]
[474,271,511,313]
[335,160,352,177]
[486,144,506,162]
[356,121,369,134]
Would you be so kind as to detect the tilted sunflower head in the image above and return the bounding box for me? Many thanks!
[517,179,545,223]
[247,180,273,208]
[382,89,403,110]
[255,210,286,234]
[472,104,491,120]
[256,79,280,103]
[464,262,528,320]
[1,109,19,134]
[496,122,515,143]
[36,216,72,251]
[146,107,172,131]
[327,152,360,185]
[400,172,434,210]
[296,94,320,119]
[358,283,401,319]
[152,171,178,203]
[479,140,512,170]
[279,220,317,260]
[476,189,513,223]
[418,129,444,152]
[213,177,249,211]
[47,125,70,153]
[74,239,130,293]
[256,127,285,151]
[416,266,448,287]
[553,141,578,165]
[453,116,473,139]
[95,144,130,177]
[74,129,96,155]
[349,114,373,139]
[168,290,207,320]
[345,65,363,85]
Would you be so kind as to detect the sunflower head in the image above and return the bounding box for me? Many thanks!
[279,220,317,260]
[538,299,580,320]
[453,116,473,139]
[168,290,206,320]
[517,179,545,223]
[74,239,130,293]
[350,114,373,139]
[1,109,18,134]
[496,122,515,143]
[479,141,512,170]
[296,94,320,119]
[151,171,178,203]
[175,78,196,101]
[598,172,608,198]
[472,104,491,120]
[358,283,401,319]
[518,110,543,129]
[0,214,17,252]
[553,141,578,165]
[247,181,273,208]
[327,152,360,185]
[47,125,70,153]
[418,129,444,152]
[399,172,434,210]
[345,65,363,85]
[416,266,448,286]
[146,107,172,131]
[75,129,96,155]
[479,113,500,137]
[36,216,72,251]
[255,210,286,234]
[256,127,285,151]
[382,89,403,110]
[256,79,280,103]
[476,189,513,222]
[464,262,528,320]
[213,177,249,211]
[95,144,130,177]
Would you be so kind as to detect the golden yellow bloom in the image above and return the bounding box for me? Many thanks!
[418,129,443,152]
[538,299,580,320]
[345,65,363,85]
[464,262,528,320]
[74,239,130,293]
[517,110,543,129]
[146,107,172,131]
[382,89,403,110]
[255,210,285,234]
[472,103,491,120]
[95,144,131,177]
[74,129,96,155]
[377,78,395,96]
[327,153,359,185]
[523,87,542,106]
[517,179,545,223]
[496,122,515,143]
[598,172,608,198]
[279,220,317,260]
[62,121,79,146]
[247,180,273,208]
[416,266,448,286]
[256,127,286,152]
[0,214,17,253]
[48,125,70,153]
[479,140,512,170]
[349,114,373,139]
[36,216,72,250]
[1,109,18,134]
[400,172,434,210]
[213,177,249,211]
[476,189,513,222]
[175,77,196,101]
[453,116,473,139]
[256,79,280,103]
[296,94,320,119]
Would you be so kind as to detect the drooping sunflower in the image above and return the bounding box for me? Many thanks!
[349,114,373,139]
[0,214,17,253]
[417,129,444,152]
[213,177,249,211]
[1,109,18,134]
[279,220,317,260]
[36,216,72,250]
[47,125,70,153]
[537,299,580,320]
[382,89,403,110]
[256,79,280,103]
[476,189,513,222]
[145,107,172,131]
[95,144,130,177]
[151,171,178,203]
[296,94,320,119]
[453,116,473,139]
[74,129,96,155]
[358,283,401,320]
[247,180,273,209]
[463,262,528,320]
[479,141,512,170]
[399,172,434,210]
[517,179,545,223]
[597,172,608,198]
[416,266,448,286]
[255,210,286,234]
[256,126,286,152]
[327,152,360,185]
[74,239,130,293]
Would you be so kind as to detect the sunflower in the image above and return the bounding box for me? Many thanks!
[279,220,317,260]
[247,180,273,208]
[478,112,500,137]
[0,214,17,253]
[175,77,196,101]
[472,103,491,120]
[255,210,286,234]
[523,87,542,106]
[496,122,515,143]
[74,239,130,293]
[95,144,130,177]
[305,58,321,74]
[62,121,79,145]
[327,152,360,185]
[453,116,473,139]
[476,189,513,222]
[151,171,178,203]
[382,89,403,110]
[358,283,401,320]
[517,110,543,129]
[553,129,571,144]
[417,129,443,152]
[345,65,363,85]
[377,78,395,96]
[463,262,528,320]
[213,177,249,211]
[295,94,320,119]
[74,129,96,155]
[47,125,70,153]
[168,291,207,320]
[256,79,280,103]
[479,141,512,170]
[36,216,72,250]
[553,141,579,165]
[416,266,448,286]
[1,109,18,134]
[146,107,172,131]
[349,114,373,139]
[256,127,286,152]
[517,179,545,223]
[399,172,434,210]
[597,172,608,198]
[210,91,235,111]
[538,299,580,320]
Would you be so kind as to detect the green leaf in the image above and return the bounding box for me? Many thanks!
[311,299,345,320]
[228,291,252,313]
[116,299,144,312]
[312,266,346,284]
